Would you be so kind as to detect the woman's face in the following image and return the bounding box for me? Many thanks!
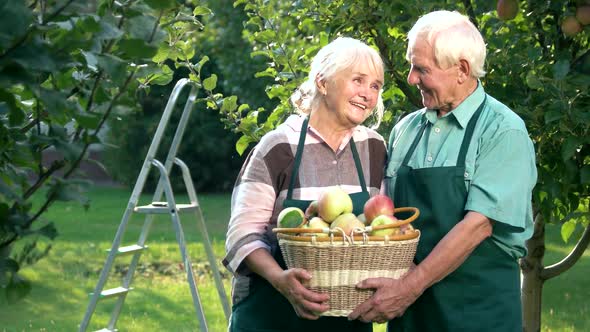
[319,59,383,128]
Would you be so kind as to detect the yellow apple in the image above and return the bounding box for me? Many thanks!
[370,214,400,236]
[330,213,365,236]
[318,187,353,222]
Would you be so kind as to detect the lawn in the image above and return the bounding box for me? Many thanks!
[0,186,588,331]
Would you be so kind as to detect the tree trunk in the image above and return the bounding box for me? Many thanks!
[520,213,545,332]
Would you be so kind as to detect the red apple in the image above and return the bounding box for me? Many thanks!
[497,0,518,21]
[576,6,590,25]
[562,16,583,37]
[363,194,395,223]
[305,200,319,219]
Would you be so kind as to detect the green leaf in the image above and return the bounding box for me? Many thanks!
[96,20,124,40]
[73,111,101,130]
[127,15,158,41]
[118,38,158,60]
[581,166,590,184]
[96,54,127,84]
[144,0,177,10]
[36,223,58,240]
[203,74,218,91]
[193,6,213,16]
[560,220,576,243]
[552,60,570,80]
[525,72,543,90]
[560,137,581,162]
[236,135,254,155]
[5,273,32,303]
[0,0,32,49]
[221,96,238,113]
[254,30,276,43]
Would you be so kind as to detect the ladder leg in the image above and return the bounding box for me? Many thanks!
[176,158,231,320]
[171,209,209,332]
[194,206,231,320]
[157,160,209,331]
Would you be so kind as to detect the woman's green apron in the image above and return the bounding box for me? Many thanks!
[230,118,372,332]
[388,97,522,332]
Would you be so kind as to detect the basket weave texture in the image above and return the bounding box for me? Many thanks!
[277,231,420,317]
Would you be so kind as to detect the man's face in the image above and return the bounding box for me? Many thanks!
[407,38,462,114]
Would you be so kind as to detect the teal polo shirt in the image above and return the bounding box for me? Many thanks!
[385,83,537,259]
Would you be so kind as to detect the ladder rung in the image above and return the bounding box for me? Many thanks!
[108,244,148,255]
[93,287,132,299]
[134,202,198,214]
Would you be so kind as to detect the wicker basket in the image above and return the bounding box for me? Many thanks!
[273,207,420,317]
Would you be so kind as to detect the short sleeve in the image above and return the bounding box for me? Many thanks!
[465,129,537,230]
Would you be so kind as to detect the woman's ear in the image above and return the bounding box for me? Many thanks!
[315,75,328,96]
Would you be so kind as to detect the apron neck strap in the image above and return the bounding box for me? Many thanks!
[286,117,309,200]
[456,95,487,167]
[286,117,369,200]
[402,95,488,167]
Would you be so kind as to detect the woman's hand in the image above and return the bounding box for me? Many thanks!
[270,268,330,320]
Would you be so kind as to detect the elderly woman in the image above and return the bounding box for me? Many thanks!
[223,37,387,332]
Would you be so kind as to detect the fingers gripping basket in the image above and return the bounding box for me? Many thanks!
[273,207,420,317]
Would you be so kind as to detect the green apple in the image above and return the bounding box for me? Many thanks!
[330,213,365,236]
[277,207,305,228]
[318,187,353,222]
[303,217,330,237]
[370,214,400,236]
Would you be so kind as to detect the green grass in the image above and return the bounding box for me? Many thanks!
[0,186,588,331]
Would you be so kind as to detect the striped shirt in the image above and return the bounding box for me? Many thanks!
[223,114,387,304]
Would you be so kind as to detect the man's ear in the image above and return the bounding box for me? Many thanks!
[457,59,471,83]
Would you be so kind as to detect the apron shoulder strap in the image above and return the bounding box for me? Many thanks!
[456,95,487,167]
[286,117,309,200]
[349,137,369,194]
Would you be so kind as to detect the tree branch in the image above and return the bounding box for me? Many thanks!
[541,223,590,280]
[461,0,478,30]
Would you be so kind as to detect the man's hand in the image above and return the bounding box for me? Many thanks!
[348,275,422,323]
[271,268,330,320]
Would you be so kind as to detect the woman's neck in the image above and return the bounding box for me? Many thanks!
[308,111,354,152]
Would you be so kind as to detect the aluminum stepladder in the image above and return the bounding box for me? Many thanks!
[79,78,231,332]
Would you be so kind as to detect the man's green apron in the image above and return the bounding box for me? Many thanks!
[230,118,372,332]
[388,97,522,332]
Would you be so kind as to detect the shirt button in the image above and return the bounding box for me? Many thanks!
[434,127,441,133]
[464,172,469,177]
[427,156,433,162]
[332,160,337,165]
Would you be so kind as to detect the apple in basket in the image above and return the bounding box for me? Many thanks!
[330,213,365,236]
[277,207,306,228]
[302,217,330,237]
[369,214,400,236]
[305,200,319,219]
[363,194,395,223]
[318,187,353,222]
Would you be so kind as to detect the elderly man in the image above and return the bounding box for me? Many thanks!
[349,10,537,332]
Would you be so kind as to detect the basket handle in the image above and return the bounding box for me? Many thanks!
[366,206,420,233]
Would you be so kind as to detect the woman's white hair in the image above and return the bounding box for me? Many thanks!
[406,10,487,78]
[290,37,385,128]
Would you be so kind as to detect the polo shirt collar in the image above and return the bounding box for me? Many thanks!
[423,82,486,128]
